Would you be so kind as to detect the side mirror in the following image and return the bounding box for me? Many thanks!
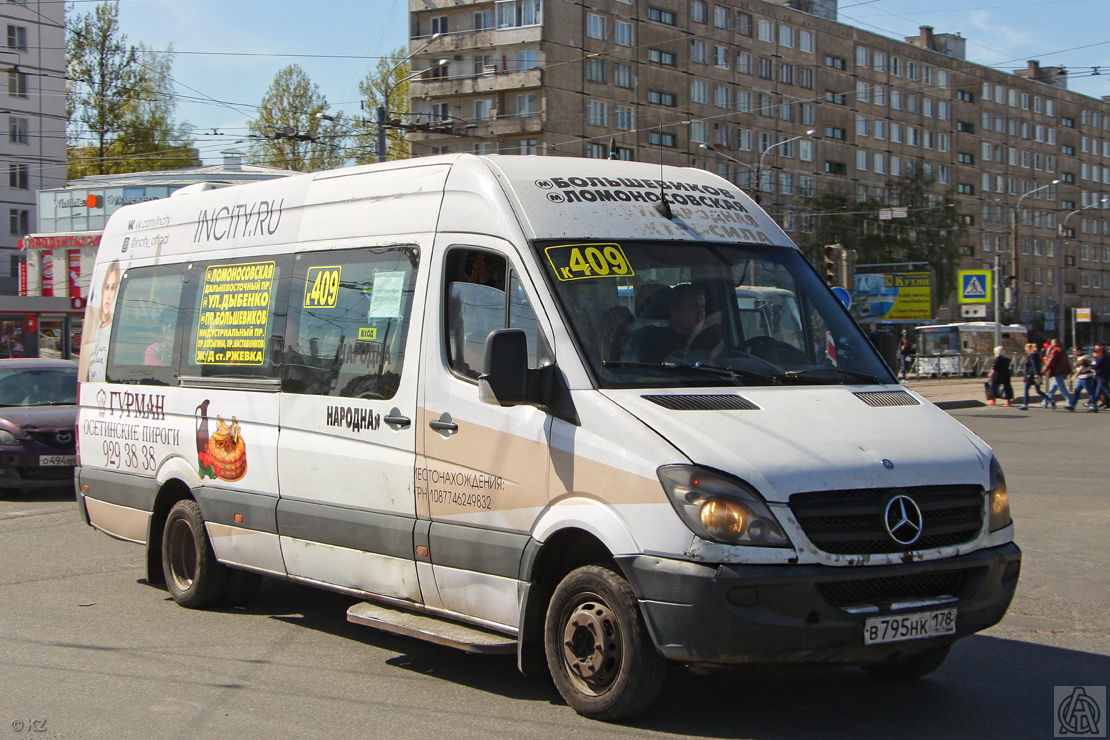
[479,329,529,406]
[869,330,898,377]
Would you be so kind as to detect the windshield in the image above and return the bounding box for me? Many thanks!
[0,366,78,406]
[536,240,894,388]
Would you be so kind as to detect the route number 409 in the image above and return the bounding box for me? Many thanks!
[545,243,635,282]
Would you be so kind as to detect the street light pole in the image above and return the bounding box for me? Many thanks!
[1057,197,1109,342]
[375,33,443,163]
[377,59,449,163]
[756,129,816,202]
[1009,178,1060,323]
[698,143,756,189]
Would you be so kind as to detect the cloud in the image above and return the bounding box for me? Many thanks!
[964,10,1038,65]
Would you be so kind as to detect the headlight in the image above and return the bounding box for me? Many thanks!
[0,429,17,444]
[658,465,790,547]
[988,456,1012,532]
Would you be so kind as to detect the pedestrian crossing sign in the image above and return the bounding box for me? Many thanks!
[958,270,992,304]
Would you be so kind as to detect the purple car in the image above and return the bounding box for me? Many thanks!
[0,358,78,495]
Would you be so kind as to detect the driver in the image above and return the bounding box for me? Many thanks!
[636,285,713,363]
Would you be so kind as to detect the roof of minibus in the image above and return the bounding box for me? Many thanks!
[94,154,795,264]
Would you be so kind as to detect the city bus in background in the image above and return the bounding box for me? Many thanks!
[914,322,1028,376]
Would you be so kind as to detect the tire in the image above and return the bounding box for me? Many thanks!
[861,644,951,680]
[544,565,667,721]
[162,499,230,609]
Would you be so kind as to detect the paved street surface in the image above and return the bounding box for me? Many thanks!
[1,402,1106,739]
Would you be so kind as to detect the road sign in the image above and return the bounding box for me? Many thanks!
[960,304,987,318]
[831,286,851,309]
[958,270,992,304]
[1076,307,1092,323]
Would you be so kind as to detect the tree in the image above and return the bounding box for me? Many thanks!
[800,169,967,299]
[67,2,198,177]
[67,0,139,174]
[354,47,413,164]
[248,65,346,172]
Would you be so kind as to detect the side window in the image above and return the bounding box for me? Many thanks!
[182,258,287,379]
[105,265,188,385]
[444,247,548,380]
[282,246,418,399]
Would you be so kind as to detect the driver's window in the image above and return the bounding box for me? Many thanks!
[445,248,549,380]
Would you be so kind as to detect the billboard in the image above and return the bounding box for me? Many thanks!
[853,271,933,323]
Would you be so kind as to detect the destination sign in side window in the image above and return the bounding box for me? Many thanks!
[192,261,277,366]
[282,246,418,399]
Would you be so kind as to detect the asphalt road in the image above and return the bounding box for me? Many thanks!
[1,406,1106,739]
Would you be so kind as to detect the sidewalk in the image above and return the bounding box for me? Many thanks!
[902,375,1090,410]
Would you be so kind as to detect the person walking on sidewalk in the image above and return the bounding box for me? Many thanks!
[988,346,1014,406]
[1093,343,1110,409]
[1019,342,1047,410]
[1066,350,1099,412]
[1042,338,1071,409]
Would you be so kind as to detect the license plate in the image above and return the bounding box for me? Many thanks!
[39,455,76,467]
[864,608,957,645]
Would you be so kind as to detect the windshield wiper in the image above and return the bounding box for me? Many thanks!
[780,367,882,385]
[601,361,780,386]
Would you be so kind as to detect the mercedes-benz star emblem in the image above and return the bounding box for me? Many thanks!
[884,494,924,546]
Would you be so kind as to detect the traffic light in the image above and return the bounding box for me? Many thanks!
[823,244,842,285]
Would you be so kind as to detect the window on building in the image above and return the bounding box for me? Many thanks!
[798,68,814,89]
[779,63,793,85]
[649,7,676,24]
[614,20,632,46]
[7,69,27,97]
[8,162,27,189]
[614,105,633,131]
[473,98,493,121]
[825,161,847,176]
[430,15,448,34]
[736,11,752,36]
[958,183,974,195]
[824,126,845,140]
[691,41,708,64]
[614,63,634,88]
[957,121,975,133]
[586,58,606,83]
[8,115,26,144]
[799,30,814,53]
[586,142,606,159]
[690,0,707,23]
[586,100,607,127]
[496,0,542,28]
[9,208,28,236]
[736,51,752,75]
[715,45,729,69]
[586,13,606,39]
[6,25,26,50]
[515,93,538,116]
[474,10,493,30]
[825,91,846,106]
[649,89,676,107]
[714,85,730,109]
[757,57,773,79]
[825,55,846,70]
[958,152,974,165]
[757,19,774,42]
[779,25,793,48]
[691,80,708,104]
[649,131,676,147]
[713,5,729,29]
[648,48,674,66]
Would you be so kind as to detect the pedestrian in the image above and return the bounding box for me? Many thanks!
[1093,343,1110,409]
[1019,342,1047,410]
[1068,345,1086,394]
[1041,338,1071,410]
[899,335,916,381]
[1066,349,1099,412]
[988,346,1014,406]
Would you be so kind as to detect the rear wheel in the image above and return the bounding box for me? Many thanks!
[861,644,951,680]
[162,499,229,609]
[544,565,666,721]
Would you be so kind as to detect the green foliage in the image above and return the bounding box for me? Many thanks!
[800,170,967,298]
[354,47,412,164]
[248,65,346,172]
[67,2,197,177]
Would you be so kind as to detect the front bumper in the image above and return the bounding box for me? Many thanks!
[0,447,75,490]
[618,542,1021,666]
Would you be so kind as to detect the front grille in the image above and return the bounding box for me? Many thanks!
[817,569,970,607]
[642,394,759,410]
[853,390,921,407]
[789,485,984,554]
[26,430,75,450]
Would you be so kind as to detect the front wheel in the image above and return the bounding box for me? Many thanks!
[162,499,230,609]
[860,644,951,680]
[544,565,666,721]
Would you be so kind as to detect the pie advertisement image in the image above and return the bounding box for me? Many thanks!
[195,400,247,481]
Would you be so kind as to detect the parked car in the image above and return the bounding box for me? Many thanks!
[0,358,78,495]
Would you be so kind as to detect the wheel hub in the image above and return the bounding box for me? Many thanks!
[562,600,621,686]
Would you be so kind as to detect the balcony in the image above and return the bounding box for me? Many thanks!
[413,68,541,97]
[413,25,542,54]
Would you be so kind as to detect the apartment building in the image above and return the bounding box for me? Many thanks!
[1,0,66,295]
[406,0,1110,341]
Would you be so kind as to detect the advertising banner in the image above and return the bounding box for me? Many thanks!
[67,250,82,298]
[854,271,933,323]
[40,253,54,297]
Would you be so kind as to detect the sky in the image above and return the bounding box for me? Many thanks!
[103,0,1110,164]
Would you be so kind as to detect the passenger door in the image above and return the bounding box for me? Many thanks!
[417,240,553,628]
[276,245,425,602]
